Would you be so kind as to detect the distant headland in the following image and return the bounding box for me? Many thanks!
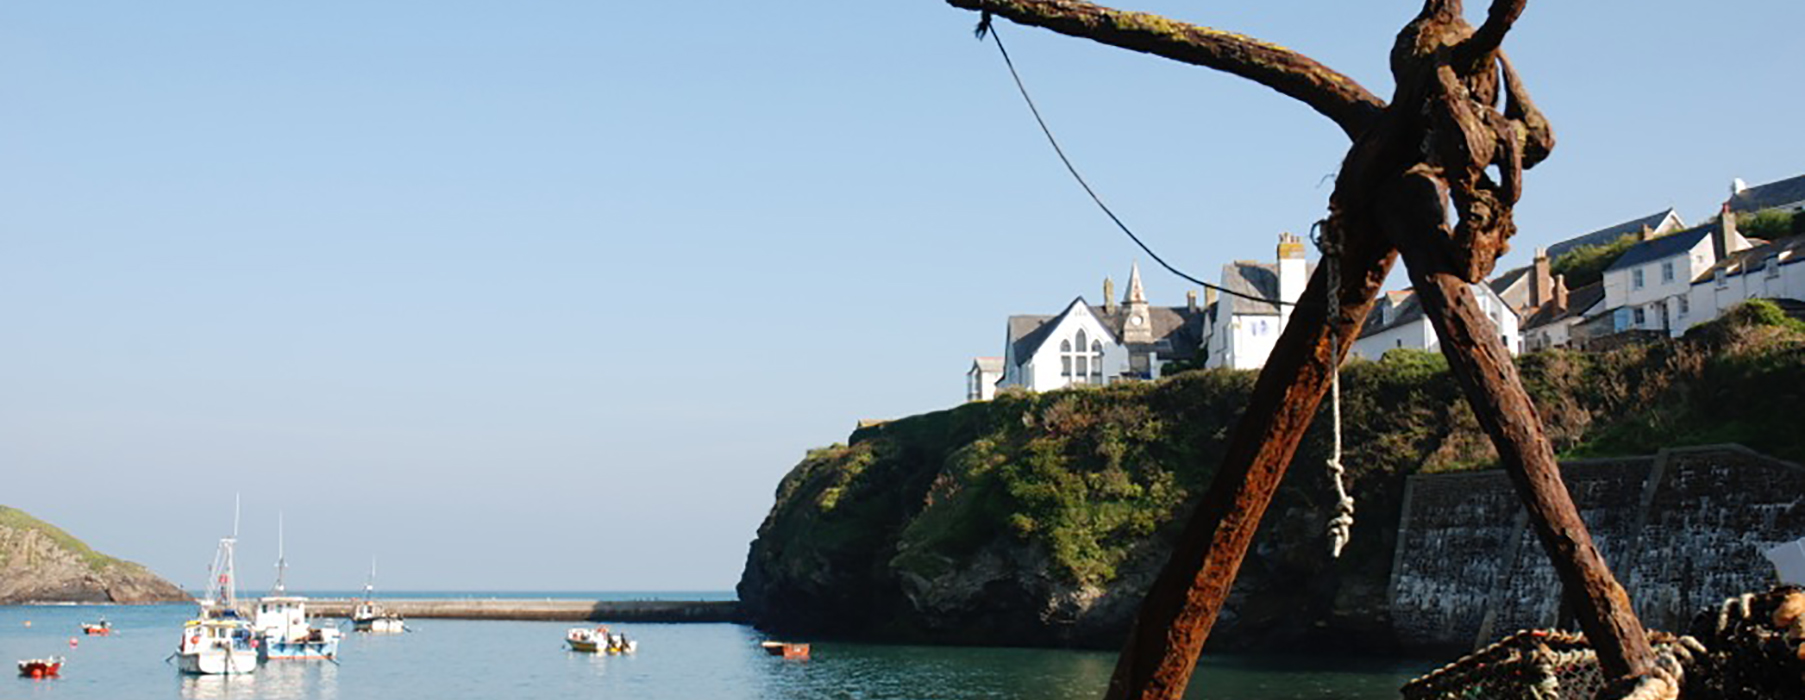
[0,505,190,604]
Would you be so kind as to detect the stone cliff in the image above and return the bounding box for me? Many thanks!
[737,303,1805,652]
[0,505,190,604]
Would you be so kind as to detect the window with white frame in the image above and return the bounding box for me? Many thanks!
[1633,268,1645,289]
[1060,339,1073,377]
[1661,261,1674,283]
[1089,340,1103,381]
[1678,296,1689,317]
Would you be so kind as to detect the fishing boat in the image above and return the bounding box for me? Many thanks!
[176,533,259,675]
[565,625,637,654]
[80,619,112,636]
[349,558,405,634]
[17,657,63,678]
[760,641,811,659]
[251,516,340,660]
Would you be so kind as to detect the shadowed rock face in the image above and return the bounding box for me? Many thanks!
[0,506,190,604]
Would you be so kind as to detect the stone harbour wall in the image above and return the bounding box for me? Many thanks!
[1389,444,1805,650]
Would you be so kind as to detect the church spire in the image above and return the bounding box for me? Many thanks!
[1125,262,1147,304]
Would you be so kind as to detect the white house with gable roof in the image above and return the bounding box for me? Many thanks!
[972,265,1207,399]
[1200,232,1311,370]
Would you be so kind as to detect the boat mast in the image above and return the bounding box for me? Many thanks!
[273,511,287,595]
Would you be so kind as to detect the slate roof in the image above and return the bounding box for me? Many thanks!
[1729,173,1805,214]
[1692,235,1805,283]
[1521,281,1605,331]
[1217,261,1315,315]
[1006,313,1057,365]
[1092,304,1207,361]
[1489,265,1531,298]
[1604,224,1713,272]
[1005,298,1207,363]
[1546,210,1679,260]
[1358,291,1425,339]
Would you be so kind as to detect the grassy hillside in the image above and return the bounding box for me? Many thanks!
[739,301,1805,647]
[0,505,127,572]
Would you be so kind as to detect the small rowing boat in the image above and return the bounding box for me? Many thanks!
[566,626,637,654]
[760,641,810,659]
[17,657,64,678]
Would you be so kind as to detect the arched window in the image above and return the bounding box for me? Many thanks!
[1090,340,1104,380]
[1060,339,1072,377]
[1074,331,1089,379]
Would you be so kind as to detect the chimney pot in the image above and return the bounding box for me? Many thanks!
[1186,290,1198,312]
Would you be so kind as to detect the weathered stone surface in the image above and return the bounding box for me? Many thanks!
[0,505,190,604]
[1390,445,1805,651]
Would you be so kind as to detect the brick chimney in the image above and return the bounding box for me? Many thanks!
[1186,290,1197,312]
[1277,232,1307,326]
[1552,274,1569,312]
[1204,287,1217,307]
[1103,277,1116,315]
[1715,203,1752,258]
[1530,247,1552,308]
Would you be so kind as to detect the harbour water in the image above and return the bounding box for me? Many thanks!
[2,597,1431,699]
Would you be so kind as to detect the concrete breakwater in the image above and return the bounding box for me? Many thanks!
[1390,444,1805,651]
[298,598,741,623]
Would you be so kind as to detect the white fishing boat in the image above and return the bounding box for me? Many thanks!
[349,558,405,634]
[251,515,340,660]
[565,625,637,654]
[176,532,258,675]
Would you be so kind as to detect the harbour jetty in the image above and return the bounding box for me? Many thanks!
[301,598,741,623]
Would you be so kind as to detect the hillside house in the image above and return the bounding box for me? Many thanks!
[1200,233,1312,370]
[1595,213,1749,340]
[1350,283,1521,360]
[981,265,1204,397]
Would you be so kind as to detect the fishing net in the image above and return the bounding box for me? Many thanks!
[1401,587,1805,700]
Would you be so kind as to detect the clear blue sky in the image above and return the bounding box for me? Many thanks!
[3,2,1801,592]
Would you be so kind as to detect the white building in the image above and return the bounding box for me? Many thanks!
[1491,210,1684,317]
[1200,233,1311,370]
[966,357,1002,402]
[978,265,1206,398]
[1679,234,1805,334]
[1597,214,1749,339]
[1521,281,1603,352]
[1350,283,1521,360]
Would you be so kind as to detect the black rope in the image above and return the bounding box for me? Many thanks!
[982,25,1294,307]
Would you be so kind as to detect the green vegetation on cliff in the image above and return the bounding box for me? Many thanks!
[1,505,188,604]
[739,303,1805,647]
[0,506,126,572]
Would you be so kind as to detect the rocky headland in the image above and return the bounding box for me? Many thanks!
[737,302,1805,652]
[0,505,190,604]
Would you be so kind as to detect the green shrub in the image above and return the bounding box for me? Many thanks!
[1551,233,1639,288]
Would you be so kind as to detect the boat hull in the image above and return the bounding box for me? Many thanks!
[352,617,405,634]
[176,649,258,675]
[259,639,338,661]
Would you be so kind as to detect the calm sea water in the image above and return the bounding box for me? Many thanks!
[1,597,1430,699]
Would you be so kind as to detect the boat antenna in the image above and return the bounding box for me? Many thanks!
[273,511,288,595]
[365,556,377,597]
